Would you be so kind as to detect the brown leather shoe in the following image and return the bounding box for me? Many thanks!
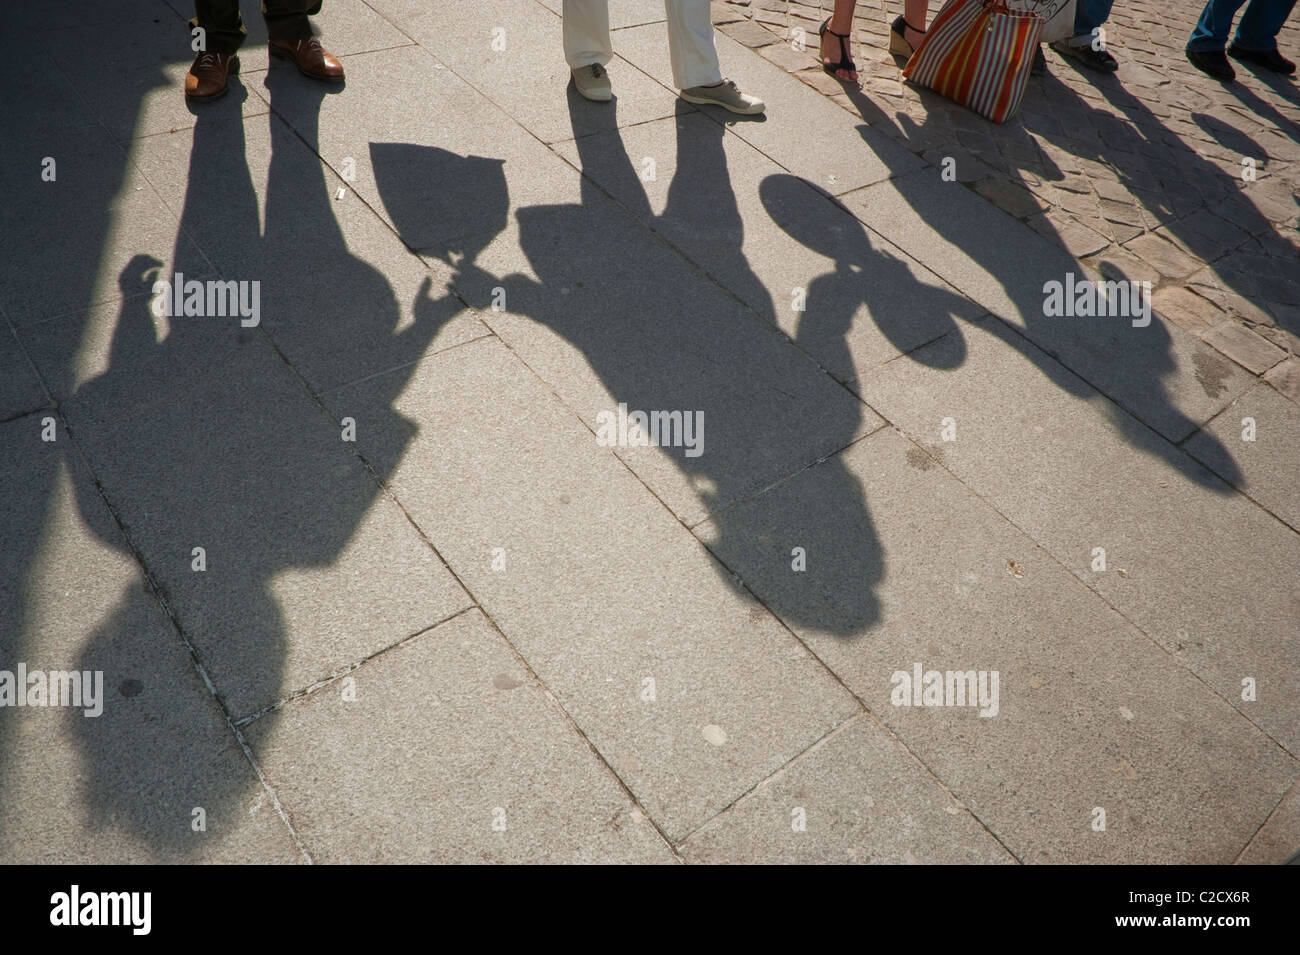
[185,51,237,100]
[269,36,345,82]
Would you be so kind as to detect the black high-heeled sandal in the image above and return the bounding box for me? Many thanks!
[818,17,856,79]
[890,15,925,57]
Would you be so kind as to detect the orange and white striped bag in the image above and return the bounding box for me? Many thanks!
[903,0,1043,124]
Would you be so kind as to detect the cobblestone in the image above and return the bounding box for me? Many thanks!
[722,0,1300,400]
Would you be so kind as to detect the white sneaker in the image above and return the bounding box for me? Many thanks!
[572,63,612,101]
[679,78,764,115]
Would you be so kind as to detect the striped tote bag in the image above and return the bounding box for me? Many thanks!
[902,0,1043,124]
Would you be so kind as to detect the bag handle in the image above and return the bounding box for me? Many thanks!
[985,0,1043,18]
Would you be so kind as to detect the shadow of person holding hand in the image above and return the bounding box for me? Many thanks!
[65,67,496,858]
[857,119,1244,492]
[418,94,886,637]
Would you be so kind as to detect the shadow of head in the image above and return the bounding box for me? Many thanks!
[759,172,968,369]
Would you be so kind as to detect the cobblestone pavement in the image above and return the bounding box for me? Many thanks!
[719,0,1300,400]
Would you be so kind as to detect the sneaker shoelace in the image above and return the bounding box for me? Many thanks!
[590,63,605,78]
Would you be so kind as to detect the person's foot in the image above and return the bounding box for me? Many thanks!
[185,51,237,100]
[269,36,345,82]
[1186,47,1236,81]
[571,63,611,101]
[819,18,857,82]
[679,79,764,115]
[888,15,925,56]
[1050,39,1118,72]
[1227,43,1297,74]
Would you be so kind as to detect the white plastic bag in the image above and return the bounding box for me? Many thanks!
[1007,0,1077,44]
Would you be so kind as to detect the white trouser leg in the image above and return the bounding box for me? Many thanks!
[563,0,613,69]
[665,0,722,89]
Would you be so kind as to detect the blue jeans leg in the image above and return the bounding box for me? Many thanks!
[1188,0,1250,51]
[1233,0,1297,50]
[1073,0,1115,38]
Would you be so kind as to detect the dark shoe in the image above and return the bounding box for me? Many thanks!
[889,14,924,57]
[185,51,237,100]
[269,36,345,82]
[1050,39,1118,72]
[1227,43,1296,74]
[818,17,856,80]
[1032,45,1047,75]
[1186,48,1236,81]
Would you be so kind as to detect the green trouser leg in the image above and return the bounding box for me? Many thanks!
[190,0,246,55]
[261,0,324,43]
[190,0,323,55]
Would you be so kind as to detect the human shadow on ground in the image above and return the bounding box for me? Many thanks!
[838,41,1284,476]
[0,6,183,858]
[1070,68,1300,343]
[1232,57,1300,120]
[859,117,1245,490]
[715,48,1243,489]
[384,95,895,636]
[61,70,490,856]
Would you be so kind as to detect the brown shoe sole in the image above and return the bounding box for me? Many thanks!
[269,43,345,82]
[185,54,238,101]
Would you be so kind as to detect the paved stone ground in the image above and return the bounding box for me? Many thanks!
[723,0,1300,397]
[0,0,1296,863]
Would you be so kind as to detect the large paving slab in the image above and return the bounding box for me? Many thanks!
[447,152,882,527]
[106,0,407,144]
[857,324,1300,757]
[20,289,261,408]
[329,335,859,841]
[1236,780,1300,865]
[841,167,1259,444]
[362,0,681,143]
[0,27,100,138]
[0,123,213,328]
[28,321,471,720]
[553,111,986,383]
[613,22,923,196]
[680,715,1015,864]
[246,609,677,863]
[697,425,1297,862]
[127,109,490,394]
[39,5,269,143]
[0,414,300,863]
[16,0,174,33]
[0,328,48,423]
[251,43,580,258]
[1184,382,1300,531]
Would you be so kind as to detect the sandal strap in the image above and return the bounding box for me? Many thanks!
[819,16,851,38]
[819,17,856,71]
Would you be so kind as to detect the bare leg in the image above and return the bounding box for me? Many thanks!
[904,0,928,47]
[821,0,858,81]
